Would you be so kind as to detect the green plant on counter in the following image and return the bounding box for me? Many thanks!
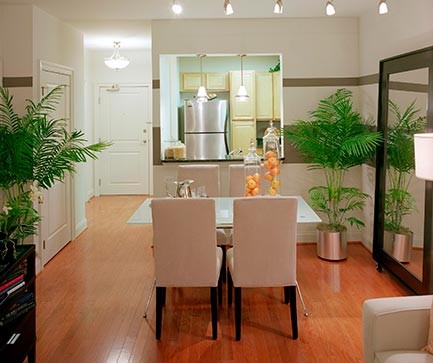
[384,100,426,234]
[0,86,111,263]
[268,62,280,73]
[285,88,382,232]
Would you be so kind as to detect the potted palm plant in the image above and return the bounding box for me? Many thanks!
[285,89,382,260]
[0,86,110,264]
[384,100,426,263]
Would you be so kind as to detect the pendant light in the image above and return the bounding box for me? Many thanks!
[378,0,388,15]
[104,41,130,70]
[236,54,249,102]
[172,0,182,14]
[196,54,208,103]
[224,0,234,15]
[273,0,283,14]
[325,0,336,16]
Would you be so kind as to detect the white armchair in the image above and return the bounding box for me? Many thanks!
[363,295,433,363]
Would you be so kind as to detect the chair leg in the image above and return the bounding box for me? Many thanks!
[161,286,166,306]
[218,274,223,305]
[235,287,242,341]
[221,245,227,283]
[288,285,298,339]
[156,287,165,340]
[228,270,233,306]
[284,286,290,304]
[143,278,156,318]
[210,287,218,340]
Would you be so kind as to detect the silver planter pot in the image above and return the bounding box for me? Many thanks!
[317,228,347,261]
[384,230,413,263]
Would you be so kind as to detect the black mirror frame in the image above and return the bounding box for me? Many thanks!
[373,46,433,294]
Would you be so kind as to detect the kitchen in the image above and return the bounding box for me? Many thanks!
[159,54,282,161]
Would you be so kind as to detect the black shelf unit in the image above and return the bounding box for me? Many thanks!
[0,245,36,363]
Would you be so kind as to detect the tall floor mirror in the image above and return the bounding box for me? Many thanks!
[373,46,433,294]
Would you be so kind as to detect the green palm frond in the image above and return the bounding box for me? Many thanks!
[285,89,381,231]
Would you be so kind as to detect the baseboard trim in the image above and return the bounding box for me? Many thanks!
[75,218,88,239]
[87,189,95,202]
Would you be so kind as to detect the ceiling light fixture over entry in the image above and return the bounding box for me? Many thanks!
[236,54,249,102]
[104,41,130,70]
[325,0,336,16]
[273,0,283,14]
[378,0,388,15]
[224,0,234,15]
[172,0,183,14]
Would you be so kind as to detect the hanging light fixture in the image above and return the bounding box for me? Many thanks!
[325,0,336,16]
[196,54,208,103]
[236,54,249,102]
[224,0,234,15]
[104,42,130,70]
[273,0,283,14]
[378,0,388,15]
[172,0,182,14]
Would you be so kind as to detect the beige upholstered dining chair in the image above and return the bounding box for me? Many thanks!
[227,197,299,340]
[151,198,223,340]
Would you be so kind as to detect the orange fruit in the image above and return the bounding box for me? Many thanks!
[264,172,273,181]
[253,173,261,182]
[263,160,271,170]
[265,150,277,159]
[270,167,280,176]
[251,187,260,196]
[247,179,257,190]
[271,179,280,188]
[268,187,277,196]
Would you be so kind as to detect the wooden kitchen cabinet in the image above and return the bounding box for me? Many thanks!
[205,72,229,91]
[255,72,274,120]
[180,72,229,92]
[231,120,256,153]
[273,71,281,120]
[230,71,255,120]
[180,73,203,92]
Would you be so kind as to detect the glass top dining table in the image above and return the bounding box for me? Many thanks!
[127,196,321,227]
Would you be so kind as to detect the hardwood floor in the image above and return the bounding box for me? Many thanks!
[36,196,411,363]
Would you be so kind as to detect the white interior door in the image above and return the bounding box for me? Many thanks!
[39,65,73,266]
[97,85,151,195]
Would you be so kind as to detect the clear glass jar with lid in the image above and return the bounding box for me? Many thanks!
[263,121,281,196]
[244,139,261,197]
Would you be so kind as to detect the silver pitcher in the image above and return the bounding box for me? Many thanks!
[167,179,194,198]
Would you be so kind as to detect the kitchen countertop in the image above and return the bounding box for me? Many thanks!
[161,157,285,163]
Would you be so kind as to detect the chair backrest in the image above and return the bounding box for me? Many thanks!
[177,165,220,197]
[152,198,218,287]
[229,164,265,197]
[232,197,298,287]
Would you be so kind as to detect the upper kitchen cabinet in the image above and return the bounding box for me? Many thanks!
[205,72,229,91]
[180,72,229,92]
[230,70,256,120]
[273,71,281,121]
[180,73,202,91]
[255,71,281,121]
[255,72,274,120]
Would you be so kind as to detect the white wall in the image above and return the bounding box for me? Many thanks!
[358,0,433,250]
[0,4,34,113]
[152,18,363,242]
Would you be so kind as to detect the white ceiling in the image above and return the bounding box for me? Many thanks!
[2,0,384,50]
[3,0,378,21]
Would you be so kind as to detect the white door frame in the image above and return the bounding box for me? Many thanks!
[38,61,75,270]
[94,83,153,196]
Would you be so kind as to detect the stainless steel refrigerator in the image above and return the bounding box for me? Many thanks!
[184,99,228,160]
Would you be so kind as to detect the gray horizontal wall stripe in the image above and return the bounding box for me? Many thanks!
[153,74,381,89]
[3,77,33,88]
[389,81,428,93]
[359,74,379,85]
[283,77,359,87]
